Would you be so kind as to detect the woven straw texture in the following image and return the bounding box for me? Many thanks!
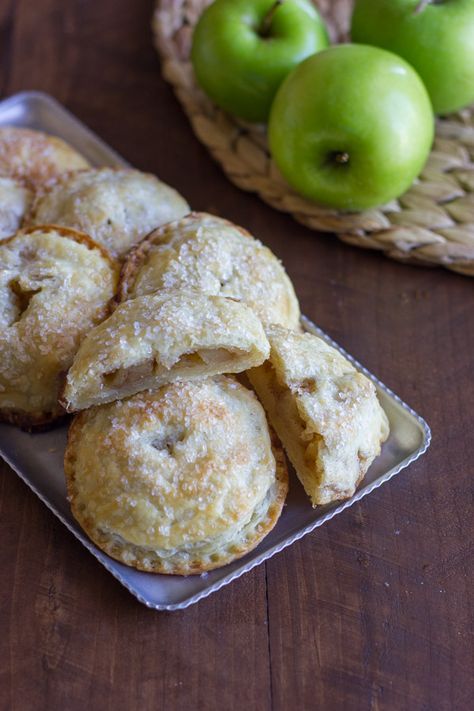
[153,0,474,276]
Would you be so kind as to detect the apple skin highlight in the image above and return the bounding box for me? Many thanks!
[268,44,435,212]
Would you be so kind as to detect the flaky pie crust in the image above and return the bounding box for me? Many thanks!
[0,177,32,242]
[64,377,288,575]
[248,326,389,506]
[116,211,300,328]
[0,126,89,190]
[61,289,269,412]
[28,167,190,258]
[0,225,118,430]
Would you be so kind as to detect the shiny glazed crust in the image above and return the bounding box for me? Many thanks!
[248,326,390,506]
[0,126,89,189]
[64,378,289,574]
[61,289,270,412]
[116,211,300,328]
[28,167,190,258]
[0,225,118,430]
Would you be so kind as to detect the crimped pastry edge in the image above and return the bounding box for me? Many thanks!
[16,223,118,264]
[64,419,288,575]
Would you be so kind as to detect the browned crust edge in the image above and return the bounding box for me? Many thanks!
[115,211,253,306]
[13,223,118,265]
[0,406,68,433]
[64,415,288,575]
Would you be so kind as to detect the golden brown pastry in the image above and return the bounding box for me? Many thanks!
[0,177,32,241]
[64,377,288,574]
[0,226,118,430]
[28,168,190,258]
[248,326,389,506]
[117,212,300,328]
[61,289,270,412]
[0,126,89,189]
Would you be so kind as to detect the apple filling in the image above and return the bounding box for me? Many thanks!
[251,359,376,505]
[9,279,41,325]
[101,348,243,391]
[102,360,155,389]
[169,347,243,370]
[253,361,322,486]
[195,348,236,365]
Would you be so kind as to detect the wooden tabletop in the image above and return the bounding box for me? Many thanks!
[1,1,473,709]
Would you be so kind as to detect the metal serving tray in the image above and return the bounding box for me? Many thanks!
[0,91,431,611]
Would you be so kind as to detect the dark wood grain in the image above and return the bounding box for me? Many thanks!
[0,1,473,709]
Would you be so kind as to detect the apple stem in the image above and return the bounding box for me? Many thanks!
[414,0,441,15]
[335,152,350,165]
[260,0,284,38]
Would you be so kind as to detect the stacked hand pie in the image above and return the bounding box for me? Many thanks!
[0,127,189,429]
[0,127,389,575]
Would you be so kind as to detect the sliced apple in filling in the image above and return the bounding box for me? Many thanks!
[248,326,389,506]
[61,289,269,411]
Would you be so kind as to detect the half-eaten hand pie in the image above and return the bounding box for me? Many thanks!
[117,212,300,328]
[61,289,270,412]
[0,225,118,430]
[248,326,389,506]
[64,377,289,574]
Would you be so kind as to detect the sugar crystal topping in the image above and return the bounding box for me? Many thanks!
[0,127,89,189]
[30,168,189,258]
[0,227,116,414]
[126,213,300,328]
[71,378,276,550]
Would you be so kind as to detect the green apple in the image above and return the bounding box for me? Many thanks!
[268,44,434,211]
[191,0,329,123]
[351,0,474,115]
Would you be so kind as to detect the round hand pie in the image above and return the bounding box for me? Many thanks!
[28,168,190,258]
[61,289,269,412]
[117,212,300,328]
[248,326,390,506]
[0,225,118,430]
[0,126,89,189]
[0,177,32,241]
[64,377,289,574]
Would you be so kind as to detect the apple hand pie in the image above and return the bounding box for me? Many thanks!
[61,289,269,412]
[0,126,89,189]
[0,225,118,430]
[64,377,288,574]
[248,326,389,506]
[28,167,190,258]
[117,212,300,329]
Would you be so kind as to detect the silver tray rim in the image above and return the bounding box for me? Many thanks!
[0,90,431,611]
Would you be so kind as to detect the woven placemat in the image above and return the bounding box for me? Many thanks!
[153,0,474,276]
